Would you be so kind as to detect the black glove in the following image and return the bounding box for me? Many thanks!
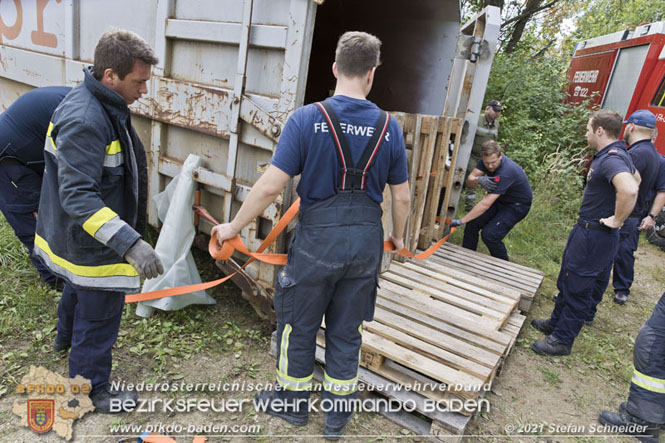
[478,176,498,192]
[450,219,464,227]
[124,239,164,280]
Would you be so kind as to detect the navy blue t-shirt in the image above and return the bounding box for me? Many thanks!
[626,139,661,216]
[657,156,665,193]
[476,155,532,205]
[271,95,409,208]
[579,141,635,220]
[0,86,71,173]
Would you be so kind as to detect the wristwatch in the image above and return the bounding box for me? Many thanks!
[648,213,657,220]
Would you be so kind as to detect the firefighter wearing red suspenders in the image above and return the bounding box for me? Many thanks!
[212,32,410,439]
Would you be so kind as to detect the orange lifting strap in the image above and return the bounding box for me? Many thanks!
[125,198,455,303]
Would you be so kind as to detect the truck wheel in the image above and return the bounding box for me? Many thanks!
[646,209,665,252]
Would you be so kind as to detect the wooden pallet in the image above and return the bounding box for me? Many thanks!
[392,113,463,253]
[269,309,527,441]
[430,243,544,312]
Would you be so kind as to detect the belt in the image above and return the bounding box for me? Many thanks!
[0,157,25,167]
[577,218,613,233]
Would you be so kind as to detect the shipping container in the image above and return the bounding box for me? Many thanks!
[0,0,500,320]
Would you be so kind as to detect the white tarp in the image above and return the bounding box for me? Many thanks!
[135,154,216,317]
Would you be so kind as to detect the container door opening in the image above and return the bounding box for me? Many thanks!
[304,0,460,115]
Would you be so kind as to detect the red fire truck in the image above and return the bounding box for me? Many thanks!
[566,21,665,248]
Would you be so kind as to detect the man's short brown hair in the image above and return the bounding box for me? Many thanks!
[590,110,623,139]
[335,31,381,78]
[93,29,158,80]
[481,140,502,157]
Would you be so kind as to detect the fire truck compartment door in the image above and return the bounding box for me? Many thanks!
[602,44,650,116]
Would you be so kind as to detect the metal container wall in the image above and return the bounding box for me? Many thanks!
[0,0,500,318]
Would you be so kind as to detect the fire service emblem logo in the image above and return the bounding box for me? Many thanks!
[27,399,55,433]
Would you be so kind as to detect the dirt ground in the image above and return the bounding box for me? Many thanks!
[1,244,663,442]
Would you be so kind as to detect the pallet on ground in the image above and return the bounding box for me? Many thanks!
[269,333,474,442]
[430,243,544,312]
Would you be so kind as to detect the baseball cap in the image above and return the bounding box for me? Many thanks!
[624,109,657,128]
[487,99,503,112]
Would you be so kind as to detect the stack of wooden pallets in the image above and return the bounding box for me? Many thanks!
[270,249,544,441]
[391,113,463,251]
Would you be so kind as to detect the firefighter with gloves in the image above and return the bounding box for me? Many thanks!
[33,29,163,412]
[212,31,410,439]
[451,140,532,261]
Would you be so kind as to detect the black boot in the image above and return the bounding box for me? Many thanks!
[51,334,71,352]
[90,387,138,414]
[324,413,353,440]
[531,335,571,356]
[530,318,554,335]
[614,293,628,305]
[598,407,660,443]
[253,389,308,426]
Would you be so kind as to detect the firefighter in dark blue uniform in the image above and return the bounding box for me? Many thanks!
[609,110,661,306]
[531,110,639,356]
[212,32,410,439]
[598,291,665,443]
[0,86,71,289]
[451,140,532,261]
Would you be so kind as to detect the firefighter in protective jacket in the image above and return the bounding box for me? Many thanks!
[34,29,163,413]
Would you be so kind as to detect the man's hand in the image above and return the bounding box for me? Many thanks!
[389,233,404,253]
[450,219,464,227]
[211,223,240,246]
[639,215,655,231]
[478,176,498,192]
[124,239,164,280]
[599,215,622,229]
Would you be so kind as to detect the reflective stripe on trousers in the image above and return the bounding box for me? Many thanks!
[273,191,382,402]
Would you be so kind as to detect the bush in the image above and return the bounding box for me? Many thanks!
[483,50,592,217]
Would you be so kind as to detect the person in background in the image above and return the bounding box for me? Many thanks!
[531,110,638,356]
[0,86,71,290]
[451,140,532,261]
[464,99,502,210]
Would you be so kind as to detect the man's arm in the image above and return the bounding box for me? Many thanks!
[212,165,291,243]
[640,191,665,231]
[55,119,141,257]
[600,172,639,229]
[461,193,500,224]
[388,181,411,251]
[466,168,485,188]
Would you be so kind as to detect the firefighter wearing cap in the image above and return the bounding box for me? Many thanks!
[212,31,410,439]
[0,86,71,290]
[607,110,660,306]
[597,291,665,443]
[531,110,639,356]
[451,140,532,261]
[464,100,502,210]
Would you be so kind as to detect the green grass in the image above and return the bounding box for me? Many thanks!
[0,213,270,400]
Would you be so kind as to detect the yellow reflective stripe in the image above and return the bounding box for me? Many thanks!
[47,122,57,151]
[275,373,312,391]
[276,368,312,384]
[358,324,363,371]
[632,369,665,394]
[279,324,292,376]
[323,371,358,396]
[82,207,118,237]
[34,234,138,277]
[106,140,122,155]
